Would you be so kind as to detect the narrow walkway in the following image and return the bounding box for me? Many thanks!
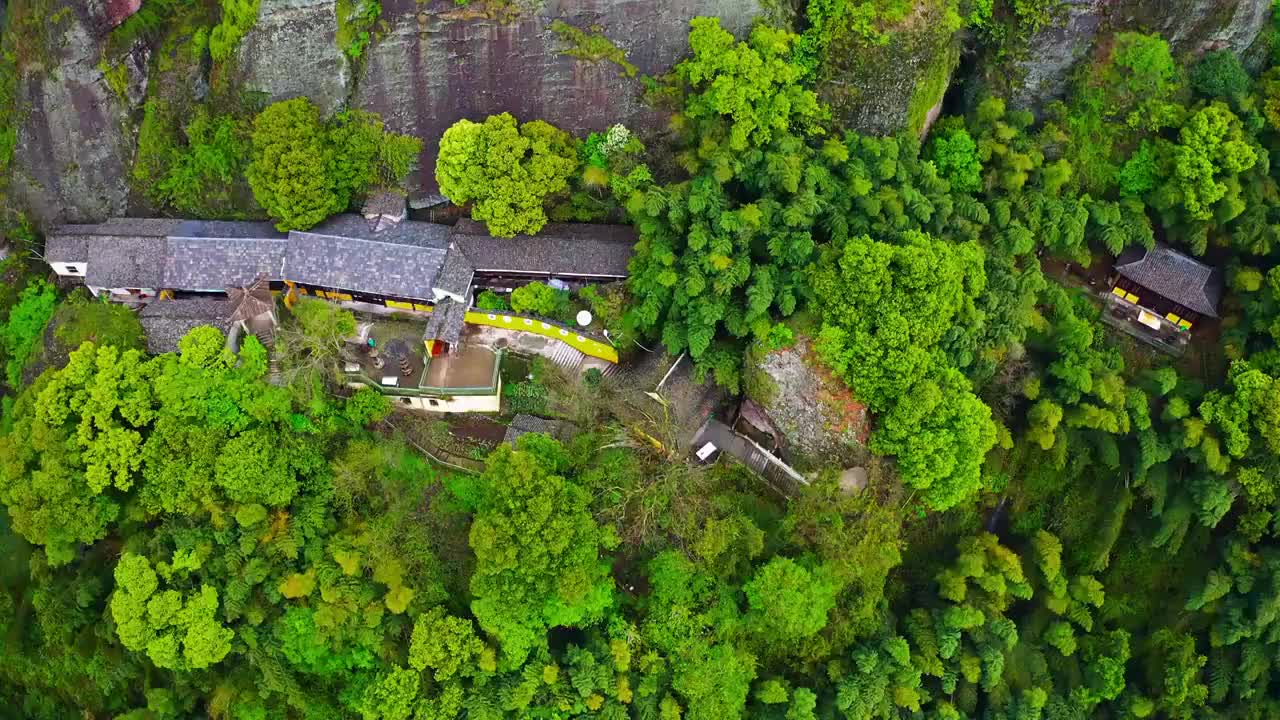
[692,418,808,495]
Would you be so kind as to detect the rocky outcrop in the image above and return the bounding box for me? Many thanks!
[818,1,960,137]
[354,0,763,200]
[11,0,147,226]
[1012,0,1273,110]
[236,0,352,117]
[748,337,870,472]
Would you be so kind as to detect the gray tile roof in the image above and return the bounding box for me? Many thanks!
[86,236,169,289]
[285,217,451,301]
[450,219,635,278]
[424,298,467,346]
[164,236,288,290]
[504,414,563,447]
[138,298,234,354]
[43,229,89,263]
[170,220,287,240]
[51,219,181,287]
[1115,244,1223,317]
[434,244,475,298]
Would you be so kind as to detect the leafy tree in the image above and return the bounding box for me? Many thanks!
[813,230,985,410]
[247,98,336,231]
[109,553,234,671]
[929,123,983,193]
[436,112,579,237]
[469,435,617,666]
[624,18,826,388]
[743,557,838,644]
[249,99,418,230]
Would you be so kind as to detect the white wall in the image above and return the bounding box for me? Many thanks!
[49,261,86,277]
[393,392,501,414]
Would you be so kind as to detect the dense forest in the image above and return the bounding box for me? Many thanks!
[4,0,1280,718]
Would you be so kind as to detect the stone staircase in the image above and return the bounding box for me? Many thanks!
[547,341,586,370]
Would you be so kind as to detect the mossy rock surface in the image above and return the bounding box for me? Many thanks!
[816,1,960,137]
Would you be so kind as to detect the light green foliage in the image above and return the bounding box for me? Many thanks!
[510,282,568,318]
[0,343,152,563]
[409,607,492,681]
[248,98,419,230]
[550,20,638,77]
[929,124,983,193]
[209,0,261,61]
[872,368,997,510]
[469,436,616,666]
[436,112,579,237]
[813,231,984,409]
[743,557,838,642]
[1164,102,1257,222]
[475,289,509,311]
[1,279,55,387]
[355,665,418,720]
[177,326,235,368]
[247,98,336,230]
[110,554,234,670]
[677,18,822,152]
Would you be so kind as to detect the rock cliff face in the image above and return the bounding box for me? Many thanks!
[7,0,1278,226]
[236,0,352,117]
[818,1,960,137]
[354,0,761,200]
[11,0,147,225]
[1012,0,1273,109]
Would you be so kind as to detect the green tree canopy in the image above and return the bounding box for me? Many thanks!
[436,112,579,237]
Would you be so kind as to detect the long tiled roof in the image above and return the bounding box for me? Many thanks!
[286,217,451,301]
[451,219,635,277]
[46,215,637,296]
[1115,244,1223,317]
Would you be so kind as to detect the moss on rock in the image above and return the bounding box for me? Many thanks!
[816,0,961,136]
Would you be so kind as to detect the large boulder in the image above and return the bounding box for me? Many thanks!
[1011,0,1273,110]
[11,0,148,226]
[355,0,763,201]
[236,0,353,117]
[746,336,870,471]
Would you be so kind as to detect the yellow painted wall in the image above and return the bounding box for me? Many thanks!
[464,311,619,363]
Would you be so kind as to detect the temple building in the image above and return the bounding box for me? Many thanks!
[1106,244,1223,352]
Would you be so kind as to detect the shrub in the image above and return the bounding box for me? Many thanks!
[475,290,509,312]
[53,298,144,352]
[510,283,568,318]
[209,0,261,61]
[502,380,549,415]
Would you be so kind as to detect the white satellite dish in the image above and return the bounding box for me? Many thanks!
[576,310,593,327]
